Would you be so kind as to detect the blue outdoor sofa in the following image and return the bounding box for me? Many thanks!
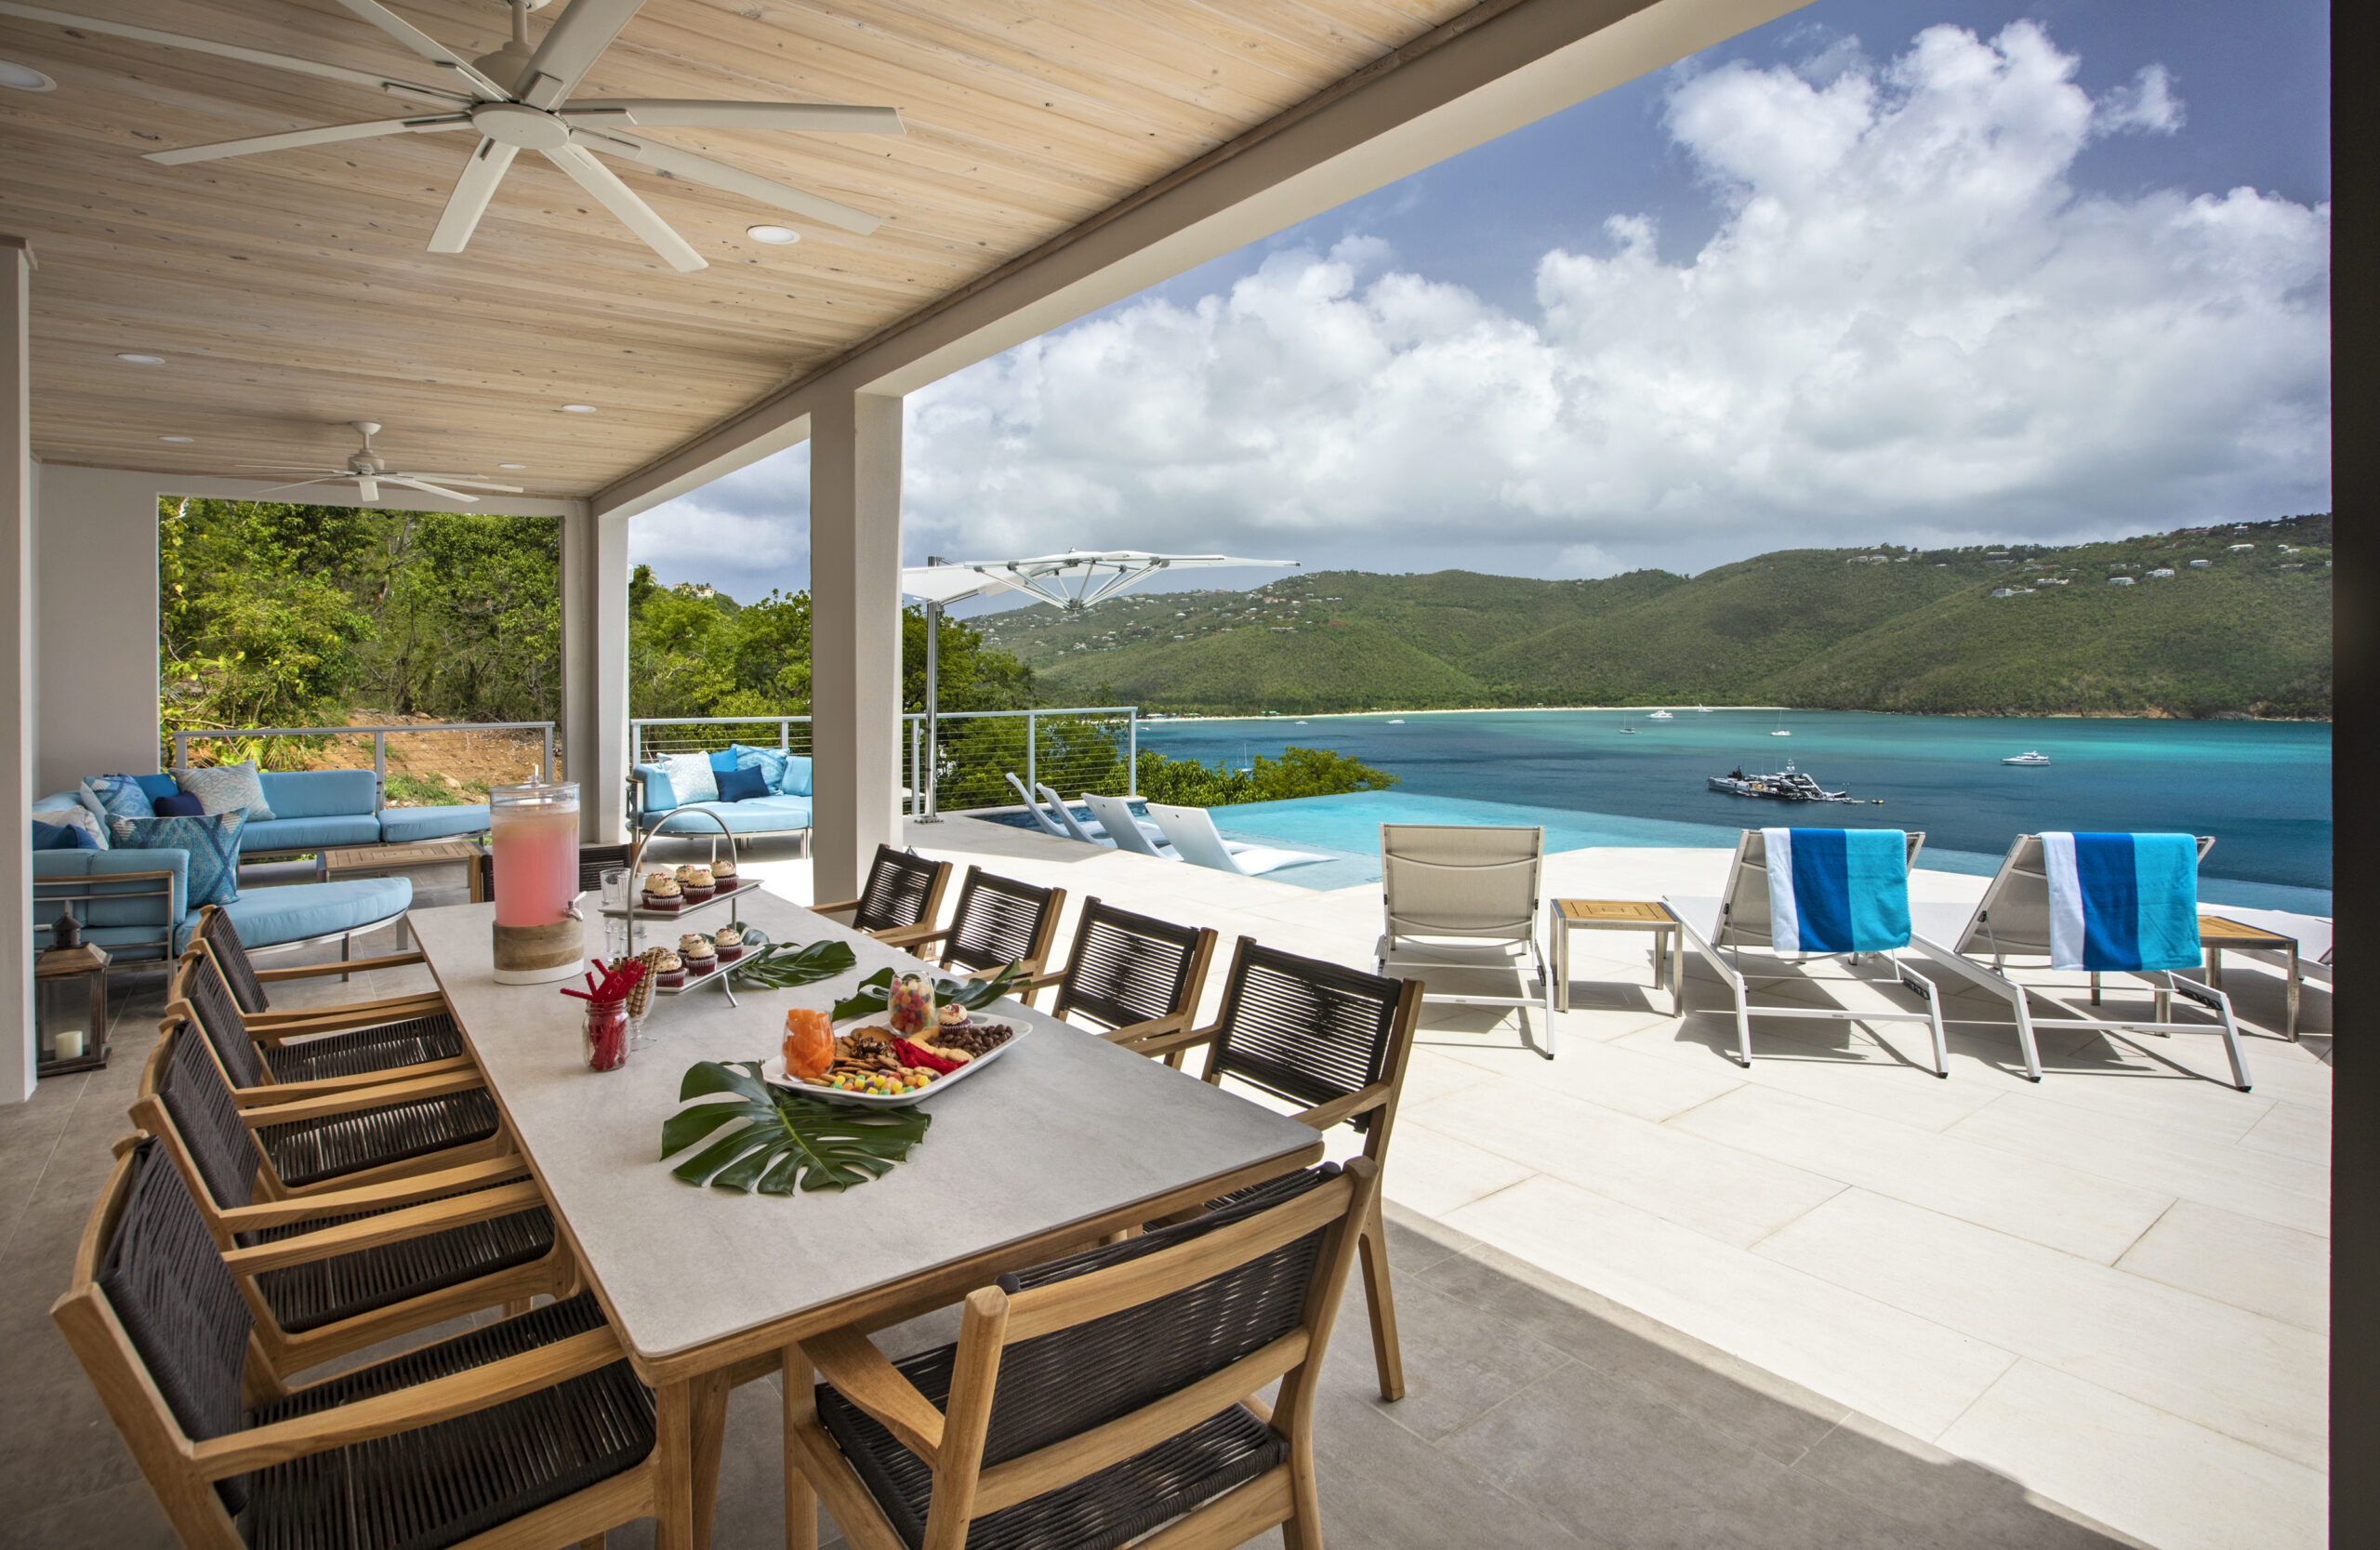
[631,746,813,841]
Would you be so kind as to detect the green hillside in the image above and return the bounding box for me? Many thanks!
[1006,514,2330,719]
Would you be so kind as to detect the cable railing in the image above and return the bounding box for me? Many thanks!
[165,722,557,808]
[629,706,1141,815]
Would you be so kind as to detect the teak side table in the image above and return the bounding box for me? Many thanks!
[1551,898,1683,1013]
[2197,913,2305,1040]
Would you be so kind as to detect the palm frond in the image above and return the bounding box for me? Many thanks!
[662,1060,930,1193]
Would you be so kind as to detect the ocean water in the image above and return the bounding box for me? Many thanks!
[1133,709,2333,913]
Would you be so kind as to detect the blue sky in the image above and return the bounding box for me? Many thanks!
[634,0,2329,608]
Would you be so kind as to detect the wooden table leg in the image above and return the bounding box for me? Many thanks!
[784,1345,820,1550]
[692,1368,732,1550]
[654,1377,694,1550]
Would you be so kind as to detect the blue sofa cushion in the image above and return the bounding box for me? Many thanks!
[133,773,180,802]
[33,819,97,851]
[632,764,680,815]
[153,793,205,816]
[378,803,492,844]
[112,812,245,907]
[779,755,813,798]
[186,877,411,953]
[35,849,190,949]
[714,763,771,802]
[638,795,813,836]
[84,774,155,823]
[238,815,382,853]
[173,761,276,822]
[255,767,378,820]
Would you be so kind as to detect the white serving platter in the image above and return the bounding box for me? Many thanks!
[760,1017,1031,1107]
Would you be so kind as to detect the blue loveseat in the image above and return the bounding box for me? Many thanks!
[36,769,491,857]
[632,746,814,840]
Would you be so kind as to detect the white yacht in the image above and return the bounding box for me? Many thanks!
[2002,750,2052,766]
[1647,709,1674,720]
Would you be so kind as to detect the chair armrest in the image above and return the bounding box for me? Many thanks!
[252,951,427,982]
[245,995,449,1039]
[213,1156,534,1233]
[870,921,941,950]
[245,1056,477,1103]
[1129,1020,1223,1060]
[220,1180,547,1275]
[810,897,861,918]
[188,1326,622,1478]
[800,1326,945,1461]
[1294,1081,1390,1133]
[235,1066,484,1122]
[1093,1009,1193,1049]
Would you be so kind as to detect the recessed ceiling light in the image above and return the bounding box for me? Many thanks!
[561,404,598,414]
[158,435,195,444]
[0,60,57,92]
[116,352,166,365]
[747,224,800,245]
[499,463,528,470]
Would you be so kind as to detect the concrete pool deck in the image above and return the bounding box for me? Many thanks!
[693,815,2333,1550]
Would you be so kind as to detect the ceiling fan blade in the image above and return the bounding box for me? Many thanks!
[252,475,350,497]
[328,0,512,100]
[393,473,526,490]
[562,100,904,134]
[519,0,644,109]
[538,141,704,271]
[356,476,382,502]
[0,1,469,102]
[146,115,469,166]
[381,476,482,503]
[569,127,879,235]
[429,139,520,253]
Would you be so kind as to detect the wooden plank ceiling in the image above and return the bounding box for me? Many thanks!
[0,0,1471,495]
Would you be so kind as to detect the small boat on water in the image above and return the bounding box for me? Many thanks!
[1386,718,1405,724]
[1770,711,1791,737]
[1696,705,1712,712]
[1707,761,1860,802]
[2002,750,2052,766]
[1648,709,1674,720]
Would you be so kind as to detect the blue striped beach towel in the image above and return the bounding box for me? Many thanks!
[1761,828,1911,955]
[2042,832,2201,972]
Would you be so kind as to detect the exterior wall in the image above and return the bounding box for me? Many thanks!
[4,239,33,1102]
[32,465,163,794]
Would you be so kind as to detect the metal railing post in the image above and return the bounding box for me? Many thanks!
[1127,709,1138,797]
[778,718,789,754]
[372,733,387,807]
[1025,710,1037,796]
[172,733,186,768]
[541,727,553,783]
[909,721,920,818]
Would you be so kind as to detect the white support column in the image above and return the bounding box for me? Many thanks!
[808,389,904,901]
[559,503,628,841]
[3,237,35,1103]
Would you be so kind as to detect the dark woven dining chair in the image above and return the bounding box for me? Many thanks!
[174,944,471,1096]
[900,867,1068,979]
[1130,937,1423,1402]
[52,1138,654,1550]
[789,1158,1380,1550]
[813,843,955,949]
[133,1019,566,1375]
[1019,897,1219,1059]
[195,904,450,1030]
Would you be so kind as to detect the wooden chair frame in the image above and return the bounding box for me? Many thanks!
[194,902,448,1030]
[1131,938,1423,1403]
[899,866,1068,980]
[1018,896,1220,1061]
[171,944,475,1106]
[786,1158,1381,1550]
[50,1145,651,1550]
[813,844,956,951]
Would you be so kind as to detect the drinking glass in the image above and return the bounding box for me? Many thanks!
[599,867,628,959]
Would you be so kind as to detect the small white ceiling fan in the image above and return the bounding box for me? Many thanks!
[246,422,524,504]
[0,0,904,272]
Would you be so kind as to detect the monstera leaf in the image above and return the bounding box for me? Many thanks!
[830,960,1027,1023]
[662,1061,930,1194]
[729,938,856,991]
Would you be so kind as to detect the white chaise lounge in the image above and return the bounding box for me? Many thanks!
[1144,802,1330,877]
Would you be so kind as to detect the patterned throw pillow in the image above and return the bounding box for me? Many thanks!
[111,812,245,907]
[83,774,155,824]
[657,751,719,805]
[728,743,791,791]
[37,802,108,849]
[171,761,275,823]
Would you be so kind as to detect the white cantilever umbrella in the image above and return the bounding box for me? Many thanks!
[899,549,1297,820]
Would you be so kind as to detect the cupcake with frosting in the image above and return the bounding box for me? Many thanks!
[679,931,718,976]
[713,924,747,964]
[652,947,685,988]
[676,863,715,904]
[710,855,739,891]
[641,870,682,912]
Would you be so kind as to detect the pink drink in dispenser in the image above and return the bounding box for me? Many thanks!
[489,782,585,983]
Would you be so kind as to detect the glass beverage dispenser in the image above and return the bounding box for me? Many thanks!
[488,781,586,984]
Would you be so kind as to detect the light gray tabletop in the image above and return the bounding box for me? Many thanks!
[410,894,1320,1368]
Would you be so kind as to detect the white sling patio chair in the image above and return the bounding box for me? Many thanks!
[1144,801,1331,877]
[1374,823,1554,1059]
[1906,834,2250,1091]
[1665,828,1949,1077]
[1005,772,1107,845]
[1083,791,1179,859]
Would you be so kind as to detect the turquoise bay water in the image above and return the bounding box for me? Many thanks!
[1134,709,2333,913]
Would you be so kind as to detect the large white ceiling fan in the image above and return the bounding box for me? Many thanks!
[246,421,525,504]
[0,0,904,272]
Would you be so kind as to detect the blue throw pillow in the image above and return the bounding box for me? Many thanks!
[83,774,155,824]
[714,763,770,802]
[708,749,741,774]
[171,761,275,823]
[33,819,97,851]
[778,755,813,797]
[729,742,790,790]
[152,792,205,816]
[111,812,245,907]
[133,773,181,802]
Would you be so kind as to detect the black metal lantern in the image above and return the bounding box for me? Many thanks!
[35,940,110,1077]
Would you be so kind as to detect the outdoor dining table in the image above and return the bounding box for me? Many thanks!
[410,891,1326,1550]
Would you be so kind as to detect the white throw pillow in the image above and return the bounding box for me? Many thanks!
[659,751,719,805]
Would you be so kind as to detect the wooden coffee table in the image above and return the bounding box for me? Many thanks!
[322,839,486,905]
[1551,898,1683,1013]
[2198,914,2304,1040]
